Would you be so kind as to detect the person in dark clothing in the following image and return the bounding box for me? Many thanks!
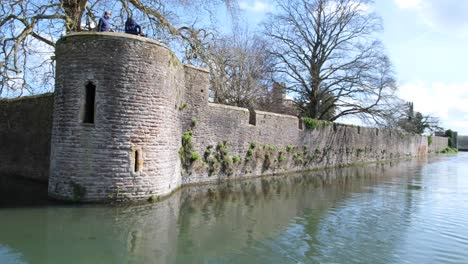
[125,18,146,37]
[97,11,112,32]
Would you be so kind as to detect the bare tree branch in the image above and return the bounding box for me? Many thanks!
[0,0,238,97]
[264,0,397,124]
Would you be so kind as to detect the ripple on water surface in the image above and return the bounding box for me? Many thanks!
[1,154,468,263]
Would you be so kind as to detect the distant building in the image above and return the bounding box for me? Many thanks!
[263,82,300,116]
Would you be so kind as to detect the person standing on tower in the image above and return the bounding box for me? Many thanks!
[125,17,146,37]
[97,11,112,32]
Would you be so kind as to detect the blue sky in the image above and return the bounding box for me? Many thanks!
[237,0,468,134]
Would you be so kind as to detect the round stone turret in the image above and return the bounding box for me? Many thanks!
[49,32,185,202]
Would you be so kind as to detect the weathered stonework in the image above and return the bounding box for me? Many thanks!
[182,104,447,187]
[49,32,186,202]
[0,32,448,202]
[0,94,53,182]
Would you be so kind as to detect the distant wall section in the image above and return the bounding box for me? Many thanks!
[458,135,468,151]
[179,69,449,185]
[0,94,54,182]
[429,135,449,152]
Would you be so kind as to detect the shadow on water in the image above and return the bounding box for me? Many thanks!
[0,176,50,208]
[0,155,455,264]
[0,156,436,208]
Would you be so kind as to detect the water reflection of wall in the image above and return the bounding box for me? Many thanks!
[0,158,432,263]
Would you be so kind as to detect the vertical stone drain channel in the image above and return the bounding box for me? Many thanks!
[49,33,184,202]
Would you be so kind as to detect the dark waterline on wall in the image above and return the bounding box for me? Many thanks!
[1,154,468,263]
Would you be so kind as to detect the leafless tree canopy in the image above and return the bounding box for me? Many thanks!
[206,30,274,109]
[397,102,442,134]
[263,0,398,122]
[0,0,237,97]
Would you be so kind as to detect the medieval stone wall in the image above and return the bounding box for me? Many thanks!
[430,135,451,152]
[0,94,54,182]
[181,97,447,185]
[0,33,449,202]
[49,33,186,202]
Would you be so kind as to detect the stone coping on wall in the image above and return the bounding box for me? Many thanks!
[206,101,412,133]
[61,32,210,74]
[0,92,54,102]
[63,31,167,47]
[255,109,300,120]
[183,64,209,73]
[207,102,250,112]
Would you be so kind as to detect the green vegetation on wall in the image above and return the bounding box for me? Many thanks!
[302,117,332,130]
[203,141,238,176]
[70,181,86,202]
[179,130,200,169]
[438,147,458,154]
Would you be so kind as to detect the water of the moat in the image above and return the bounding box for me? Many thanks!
[1,153,468,264]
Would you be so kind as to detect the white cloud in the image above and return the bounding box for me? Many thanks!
[239,1,273,13]
[398,81,468,134]
[394,0,421,9]
[393,0,468,37]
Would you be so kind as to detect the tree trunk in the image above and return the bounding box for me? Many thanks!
[61,0,88,32]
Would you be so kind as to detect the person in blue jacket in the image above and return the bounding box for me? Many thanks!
[97,11,112,32]
[125,18,146,37]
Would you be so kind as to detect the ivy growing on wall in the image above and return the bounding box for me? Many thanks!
[302,117,332,130]
[179,130,200,170]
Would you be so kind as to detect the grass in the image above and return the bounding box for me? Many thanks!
[438,147,458,154]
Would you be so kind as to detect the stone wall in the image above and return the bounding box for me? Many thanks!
[457,135,468,151]
[182,99,447,185]
[0,94,54,182]
[49,33,187,202]
[0,33,449,202]
[429,135,449,152]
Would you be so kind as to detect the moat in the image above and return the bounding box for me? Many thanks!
[1,153,468,264]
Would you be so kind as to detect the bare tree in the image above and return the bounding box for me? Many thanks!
[263,0,398,122]
[206,30,274,108]
[397,102,443,134]
[0,0,237,97]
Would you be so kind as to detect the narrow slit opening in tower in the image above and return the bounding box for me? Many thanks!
[249,108,256,126]
[83,82,96,123]
[134,150,140,172]
[298,117,303,130]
